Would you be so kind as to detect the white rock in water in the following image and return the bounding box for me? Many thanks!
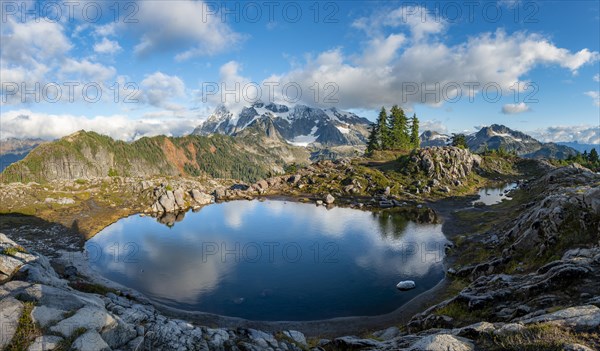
[396,280,416,291]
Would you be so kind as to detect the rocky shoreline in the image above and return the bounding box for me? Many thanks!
[1,232,599,350]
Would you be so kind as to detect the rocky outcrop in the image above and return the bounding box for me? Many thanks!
[320,304,600,350]
[408,164,600,335]
[0,233,37,283]
[150,184,215,214]
[502,164,599,258]
[407,147,482,181]
[410,247,600,331]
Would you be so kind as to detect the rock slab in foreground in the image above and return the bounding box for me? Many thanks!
[0,297,24,350]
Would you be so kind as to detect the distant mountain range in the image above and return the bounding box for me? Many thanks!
[419,131,451,147]
[555,141,599,154]
[0,110,591,180]
[193,102,372,147]
[0,138,45,172]
[420,124,579,159]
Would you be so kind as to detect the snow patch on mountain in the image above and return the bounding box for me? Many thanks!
[336,125,351,134]
[490,131,523,142]
[288,126,319,146]
[193,102,372,147]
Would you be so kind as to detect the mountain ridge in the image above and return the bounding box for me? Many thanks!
[420,124,579,159]
[0,130,309,183]
[193,102,372,147]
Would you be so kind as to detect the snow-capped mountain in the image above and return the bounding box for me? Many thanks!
[420,124,578,159]
[192,102,372,147]
[419,131,451,147]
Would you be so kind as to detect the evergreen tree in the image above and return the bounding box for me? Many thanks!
[389,105,409,149]
[366,123,379,154]
[451,133,468,149]
[410,113,420,148]
[589,148,599,163]
[376,107,391,150]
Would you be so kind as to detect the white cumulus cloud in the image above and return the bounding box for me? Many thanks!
[420,120,448,134]
[93,38,122,55]
[259,22,598,110]
[130,0,244,60]
[585,91,600,107]
[0,110,200,141]
[502,102,531,114]
[140,72,186,109]
[530,125,600,144]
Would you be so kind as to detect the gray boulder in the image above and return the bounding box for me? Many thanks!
[71,330,110,351]
[520,305,600,331]
[31,305,66,328]
[0,297,24,350]
[283,330,307,347]
[191,189,212,205]
[27,335,64,351]
[174,188,185,207]
[51,306,117,337]
[325,336,383,348]
[325,194,335,204]
[214,188,226,201]
[397,280,416,290]
[410,334,474,351]
[158,193,176,213]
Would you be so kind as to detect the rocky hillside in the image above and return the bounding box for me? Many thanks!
[193,102,372,147]
[0,130,310,184]
[405,163,600,343]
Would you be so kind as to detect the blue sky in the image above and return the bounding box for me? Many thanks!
[1,0,599,143]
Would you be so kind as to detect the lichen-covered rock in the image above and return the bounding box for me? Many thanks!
[519,305,600,331]
[71,330,110,351]
[0,297,24,350]
[409,334,474,351]
[27,335,64,351]
[173,188,185,207]
[51,306,117,337]
[191,189,212,205]
[408,147,482,181]
[158,193,176,213]
[31,305,66,328]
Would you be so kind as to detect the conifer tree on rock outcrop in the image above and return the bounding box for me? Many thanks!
[410,113,420,148]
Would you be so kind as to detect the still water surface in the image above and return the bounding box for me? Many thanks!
[86,200,447,321]
[473,183,518,206]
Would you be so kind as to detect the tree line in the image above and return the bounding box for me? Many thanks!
[367,105,420,153]
[562,148,600,171]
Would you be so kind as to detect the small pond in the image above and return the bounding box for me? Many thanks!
[86,200,447,321]
[473,183,518,206]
